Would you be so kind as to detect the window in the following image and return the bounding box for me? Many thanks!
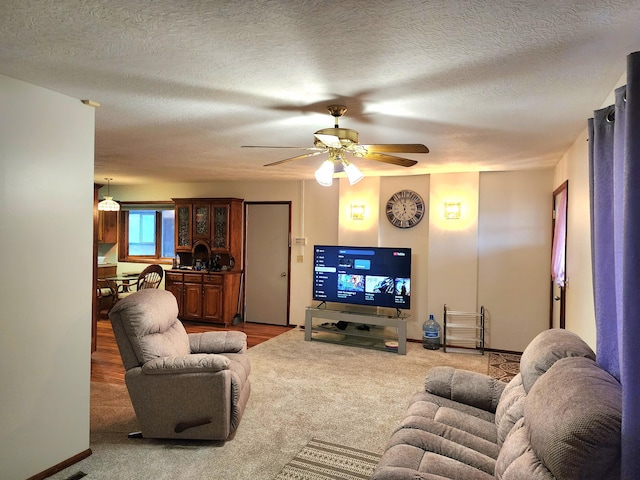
[119,203,175,263]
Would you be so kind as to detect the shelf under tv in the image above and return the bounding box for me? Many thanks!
[304,305,409,354]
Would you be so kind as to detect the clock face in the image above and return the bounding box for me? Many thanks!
[386,190,425,229]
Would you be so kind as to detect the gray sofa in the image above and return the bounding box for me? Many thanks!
[372,329,621,479]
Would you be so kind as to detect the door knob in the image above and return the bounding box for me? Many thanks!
[554,296,561,301]
[281,272,287,277]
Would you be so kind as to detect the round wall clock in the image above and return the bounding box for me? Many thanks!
[386,190,425,228]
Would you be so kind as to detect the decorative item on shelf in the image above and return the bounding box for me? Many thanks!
[209,254,222,271]
[98,178,120,211]
[444,201,462,219]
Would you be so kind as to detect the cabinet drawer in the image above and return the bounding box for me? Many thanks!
[203,274,223,285]
[97,265,117,278]
[165,272,184,282]
[184,273,203,283]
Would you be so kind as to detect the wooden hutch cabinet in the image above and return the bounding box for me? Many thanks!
[173,198,243,265]
[166,198,243,326]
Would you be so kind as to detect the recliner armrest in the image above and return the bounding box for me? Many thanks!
[425,366,506,412]
[142,353,230,374]
[189,331,248,354]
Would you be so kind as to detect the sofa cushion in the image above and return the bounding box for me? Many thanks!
[496,356,621,480]
[374,428,495,480]
[425,366,505,413]
[494,373,526,447]
[519,328,595,393]
[402,398,499,457]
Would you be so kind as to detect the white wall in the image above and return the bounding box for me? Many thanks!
[427,173,480,316]
[478,170,554,351]
[0,75,94,479]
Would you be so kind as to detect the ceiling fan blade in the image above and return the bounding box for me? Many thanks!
[243,145,324,150]
[359,152,418,167]
[360,144,429,153]
[263,150,326,167]
[314,134,343,149]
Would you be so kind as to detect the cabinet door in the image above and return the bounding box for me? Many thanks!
[165,281,184,318]
[183,283,203,319]
[202,284,223,322]
[210,204,230,250]
[98,210,118,244]
[175,203,192,252]
[193,204,211,241]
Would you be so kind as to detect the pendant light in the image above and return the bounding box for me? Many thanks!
[98,178,120,211]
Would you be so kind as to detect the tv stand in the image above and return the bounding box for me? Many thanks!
[305,306,408,354]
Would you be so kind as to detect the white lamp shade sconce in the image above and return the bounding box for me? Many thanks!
[98,178,120,211]
[314,151,364,187]
[314,160,335,186]
[444,201,462,219]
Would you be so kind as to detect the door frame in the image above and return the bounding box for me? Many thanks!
[243,201,292,325]
[550,180,568,329]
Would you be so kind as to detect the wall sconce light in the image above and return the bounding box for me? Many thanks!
[444,202,461,219]
[350,204,366,220]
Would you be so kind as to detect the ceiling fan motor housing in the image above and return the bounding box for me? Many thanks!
[314,127,359,146]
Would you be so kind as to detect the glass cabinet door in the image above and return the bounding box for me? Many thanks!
[212,205,229,249]
[193,204,210,240]
[175,204,192,251]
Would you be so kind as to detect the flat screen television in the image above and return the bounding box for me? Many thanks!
[313,245,412,310]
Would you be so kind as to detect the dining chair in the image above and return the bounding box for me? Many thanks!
[96,278,117,314]
[117,264,164,299]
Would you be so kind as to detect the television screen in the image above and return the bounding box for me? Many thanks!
[313,245,411,309]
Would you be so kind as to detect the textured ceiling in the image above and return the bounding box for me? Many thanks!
[2,1,640,185]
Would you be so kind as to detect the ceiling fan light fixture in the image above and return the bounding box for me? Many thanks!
[343,161,364,185]
[314,160,334,187]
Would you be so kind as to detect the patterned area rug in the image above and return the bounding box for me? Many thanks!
[488,352,521,382]
[274,438,382,480]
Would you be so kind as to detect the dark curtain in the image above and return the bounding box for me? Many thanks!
[588,51,640,479]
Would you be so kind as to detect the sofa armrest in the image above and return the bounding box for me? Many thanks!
[425,366,506,412]
[188,331,247,354]
[142,353,230,374]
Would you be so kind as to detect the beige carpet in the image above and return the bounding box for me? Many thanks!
[48,329,489,480]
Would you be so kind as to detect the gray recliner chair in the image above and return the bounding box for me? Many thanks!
[109,288,251,440]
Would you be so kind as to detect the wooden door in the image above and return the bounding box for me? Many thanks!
[183,282,203,319]
[244,202,291,326]
[202,284,223,322]
[165,281,184,317]
[550,181,568,329]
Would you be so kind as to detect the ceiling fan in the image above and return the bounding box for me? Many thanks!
[243,105,429,186]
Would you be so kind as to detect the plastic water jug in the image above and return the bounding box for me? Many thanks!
[422,314,441,350]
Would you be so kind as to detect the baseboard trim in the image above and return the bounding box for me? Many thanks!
[26,449,92,480]
[407,338,523,355]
